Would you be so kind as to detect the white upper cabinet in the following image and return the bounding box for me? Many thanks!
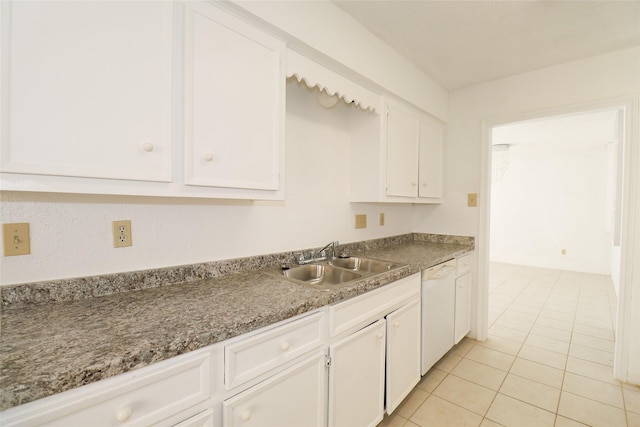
[350,97,445,203]
[386,101,421,197]
[1,1,173,182]
[184,2,284,193]
[1,1,285,200]
[418,114,444,199]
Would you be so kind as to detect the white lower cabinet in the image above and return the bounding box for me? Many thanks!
[0,350,214,427]
[1,276,427,427]
[455,273,472,344]
[222,352,327,427]
[385,300,421,414]
[327,273,422,424]
[328,320,386,427]
[454,253,473,344]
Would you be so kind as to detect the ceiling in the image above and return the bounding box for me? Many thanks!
[332,0,640,91]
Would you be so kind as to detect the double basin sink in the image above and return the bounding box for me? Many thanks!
[274,257,404,291]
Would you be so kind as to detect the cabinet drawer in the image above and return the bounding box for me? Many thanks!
[3,351,212,427]
[224,311,326,390]
[171,409,215,427]
[457,254,472,275]
[329,273,420,337]
[223,352,327,427]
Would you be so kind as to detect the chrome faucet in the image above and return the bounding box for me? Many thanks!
[316,240,339,258]
[294,240,339,265]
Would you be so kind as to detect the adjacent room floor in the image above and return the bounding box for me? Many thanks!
[379,263,640,427]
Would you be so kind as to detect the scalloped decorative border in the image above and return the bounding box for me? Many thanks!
[287,72,378,113]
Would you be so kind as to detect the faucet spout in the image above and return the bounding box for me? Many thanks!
[294,240,340,265]
[317,240,339,258]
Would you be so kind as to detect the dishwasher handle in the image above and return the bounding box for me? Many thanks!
[422,264,457,280]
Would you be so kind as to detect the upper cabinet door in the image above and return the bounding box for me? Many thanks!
[184,2,284,191]
[418,115,444,199]
[1,1,173,182]
[385,102,420,197]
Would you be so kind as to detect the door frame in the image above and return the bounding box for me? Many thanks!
[478,95,639,384]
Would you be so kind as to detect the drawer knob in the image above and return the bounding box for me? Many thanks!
[393,321,400,328]
[422,182,428,186]
[377,332,384,340]
[204,153,214,162]
[240,411,252,421]
[115,406,133,423]
[411,182,417,186]
[280,342,290,352]
[142,142,154,152]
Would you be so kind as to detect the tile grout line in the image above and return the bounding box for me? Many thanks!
[482,265,544,426]
[387,265,627,427]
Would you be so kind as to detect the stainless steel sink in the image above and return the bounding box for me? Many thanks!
[328,257,400,273]
[282,264,362,289]
[274,256,404,291]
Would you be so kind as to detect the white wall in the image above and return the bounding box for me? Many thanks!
[0,81,413,285]
[489,141,611,274]
[412,47,640,239]
[233,0,448,121]
[489,110,618,274]
[412,46,640,384]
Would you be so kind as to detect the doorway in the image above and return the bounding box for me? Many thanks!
[477,97,639,384]
[489,109,620,277]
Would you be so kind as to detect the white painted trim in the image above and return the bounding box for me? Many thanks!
[476,120,491,342]
[478,96,639,384]
[614,97,640,384]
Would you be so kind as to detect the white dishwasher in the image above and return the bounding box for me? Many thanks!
[421,258,458,375]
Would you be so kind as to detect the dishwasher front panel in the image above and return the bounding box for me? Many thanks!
[421,260,457,375]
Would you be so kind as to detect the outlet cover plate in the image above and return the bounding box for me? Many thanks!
[112,220,132,248]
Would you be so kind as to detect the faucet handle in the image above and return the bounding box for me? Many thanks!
[294,252,305,264]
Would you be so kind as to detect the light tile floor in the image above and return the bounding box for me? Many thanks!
[379,263,640,427]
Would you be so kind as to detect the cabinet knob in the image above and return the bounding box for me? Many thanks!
[377,332,384,340]
[240,411,252,422]
[142,142,154,152]
[411,182,417,186]
[203,153,214,162]
[422,182,428,187]
[115,406,133,423]
[280,342,290,352]
[393,321,400,328]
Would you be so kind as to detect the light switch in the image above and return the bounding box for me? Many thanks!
[2,223,31,256]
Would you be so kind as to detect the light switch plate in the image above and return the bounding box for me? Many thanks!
[2,223,31,256]
[379,213,385,226]
[355,214,367,229]
[468,193,478,207]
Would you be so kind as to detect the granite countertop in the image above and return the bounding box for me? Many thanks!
[0,235,473,411]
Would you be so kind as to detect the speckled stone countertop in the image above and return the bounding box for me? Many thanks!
[0,233,473,411]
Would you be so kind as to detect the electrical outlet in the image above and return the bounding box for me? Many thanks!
[112,220,132,248]
[379,213,385,226]
[468,193,478,207]
[355,214,367,229]
[2,223,30,256]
